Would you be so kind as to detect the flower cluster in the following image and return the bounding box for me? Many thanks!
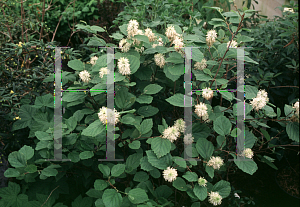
[208,191,223,206]
[227,40,238,48]
[79,70,91,83]
[174,118,185,133]
[98,107,120,125]
[90,56,98,66]
[206,29,217,47]
[117,57,131,75]
[194,58,207,70]
[119,39,131,53]
[154,53,166,68]
[293,100,299,117]
[207,156,224,170]
[239,148,254,159]
[135,46,145,53]
[198,177,208,187]
[195,102,210,123]
[99,67,110,78]
[163,166,178,182]
[127,19,139,39]
[152,37,164,48]
[283,7,294,13]
[165,25,184,52]
[183,133,194,145]
[202,87,214,100]
[162,126,180,143]
[144,28,157,42]
[250,89,269,111]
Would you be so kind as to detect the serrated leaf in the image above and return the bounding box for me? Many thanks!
[140,119,153,134]
[182,171,198,182]
[111,164,126,177]
[213,116,231,136]
[102,189,122,207]
[79,151,94,160]
[234,157,258,175]
[173,156,187,168]
[212,180,231,198]
[128,188,149,204]
[98,164,110,177]
[19,145,34,161]
[136,95,153,104]
[68,59,84,71]
[4,168,20,178]
[151,137,171,158]
[286,122,299,142]
[94,179,109,191]
[172,177,187,191]
[143,84,163,95]
[146,150,172,170]
[196,138,214,160]
[166,93,195,107]
[129,140,141,149]
[137,106,159,117]
[193,185,207,201]
[133,172,149,182]
[82,120,105,137]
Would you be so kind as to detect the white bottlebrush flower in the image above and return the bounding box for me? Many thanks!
[198,177,208,187]
[99,67,110,78]
[134,46,144,53]
[79,70,91,83]
[293,100,299,117]
[98,106,120,125]
[202,87,214,100]
[195,103,208,118]
[239,148,254,159]
[165,25,178,42]
[117,57,131,75]
[174,118,186,133]
[119,38,131,53]
[206,29,217,47]
[163,166,178,182]
[152,37,164,48]
[208,191,223,206]
[283,7,294,13]
[250,89,269,111]
[194,58,207,70]
[145,28,157,42]
[90,56,98,66]
[207,156,224,170]
[184,133,194,145]
[154,53,166,68]
[227,40,238,48]
[127,19,139,39]
[172,35,184,52]
[162,126,180,143]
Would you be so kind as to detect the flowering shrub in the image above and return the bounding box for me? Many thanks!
[1,2,299,207]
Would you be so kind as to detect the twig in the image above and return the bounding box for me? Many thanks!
[40,185,59,207]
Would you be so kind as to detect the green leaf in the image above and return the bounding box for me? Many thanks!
[79,151,94,160]
[98,164,111,177]
[4,168,20,178]
[173,156,187,168]
[35,131,52,141]
[140,156,155,172]
[12,105,37,131]
[0,182,21,206]
[191,48,204,62]
[129,140,141,149]
[205,165,214,178]
[82,120,105,137]
[137,106,159,117]
[193,185,207,201]
[94,179,109,191]
[133,35,150,44]
[143,84,163,95]
[119,24,128,36]
[41,166,58,177]
[90,25,105,32]
[230,128,242,138]
[8,151,26,168]
[115,87,136,110]
[166,63,185,76]
[234,158,258,175]
[128,188,149,204]
[216,136,226,148]
[25,164,37,173]
[126,153,143,172]
[151,137,172,158]
[102,189,122,207]
[34,93,55,108]
[213,116,232,136]
[68,151,80,163]
[62,92,86,102]
[196,138,214,160]
[182,171,198,182]
[172,177,187,191]
[68,59,84,71]
[155,46,168,54]
[237,35,254,43]
[140,119,153,135]
[146,150,172,170]
[133,172,149,182]
[110,32,124,40]
[263,105,277,118]
[19,145,34,161]
[242,85,258,99]
[86,189,102,199]
[166,93,195,107]
[111,164,126,177]
[212,180,231,198]
[284,104,294,117]
[71,195,93,207]
[165,56,184,64]
[260,128,270,141]
[194,73,213,82]
[136,95,153,104]
[286,122,299,142]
